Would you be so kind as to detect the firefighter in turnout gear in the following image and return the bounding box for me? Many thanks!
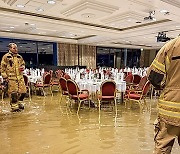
[148,37,180,153]
[1,43,26,112]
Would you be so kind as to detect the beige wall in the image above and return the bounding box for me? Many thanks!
[58,43,79,66]
[79,45,96,69]
[140,49,158,67]
[149,49,157,65]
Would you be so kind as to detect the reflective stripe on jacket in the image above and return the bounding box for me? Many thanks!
[148,37,180,126]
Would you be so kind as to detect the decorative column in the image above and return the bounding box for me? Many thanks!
[124,48,127,67]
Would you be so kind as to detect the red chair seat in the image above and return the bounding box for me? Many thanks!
[63,91,68,95]
[98,95,115,101]
[51,81,59,85]
[35,83,44,87]
[71,93,88,100]
[128,93,141,100]
[35,83,49,87]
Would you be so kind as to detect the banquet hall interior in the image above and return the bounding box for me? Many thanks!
[0,0,180,153]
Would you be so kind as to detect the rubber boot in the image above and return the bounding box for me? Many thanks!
[10,93,20,112]
[18,93,26,110]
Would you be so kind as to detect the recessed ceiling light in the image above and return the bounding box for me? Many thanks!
[81,13,96,18]
[36,8,44,12]
[160,10,168,13]
[16,4,25,8]
[47,0,56,4]
[10,26,15,29]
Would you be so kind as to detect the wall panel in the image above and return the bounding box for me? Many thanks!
[58,43,96,68]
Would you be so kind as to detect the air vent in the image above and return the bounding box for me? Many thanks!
[144,11,156,21]
[2,0,17,6]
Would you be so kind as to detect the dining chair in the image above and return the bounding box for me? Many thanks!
[34,73,52,96]
[0,80,4,102]
[23,74,31,101]
[59,77,69,103]
[126,76,148,94]
[64,74,71,80]
[125,81,151,110]
[132,74,141,85]
[97,80,117,113]
[66,79,90,114]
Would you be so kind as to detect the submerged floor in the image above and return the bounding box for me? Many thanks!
[0,93,179,154]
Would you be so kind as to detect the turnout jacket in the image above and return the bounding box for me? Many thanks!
[1,51,26,94]
[148,37,180,127]
[1,51,25,80]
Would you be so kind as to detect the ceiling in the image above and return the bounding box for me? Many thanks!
[1,0,180,49]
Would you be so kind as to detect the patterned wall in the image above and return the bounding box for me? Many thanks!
[58,43,96,68]
[140,50,145,67]
[58,43,78,66]
[79,45,96,69]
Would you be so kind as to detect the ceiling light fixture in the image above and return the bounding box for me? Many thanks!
[81,13,96,18]
[36,8,44,12]
[160,9,168,13]
[160,9,170,15]
[144,11,156,21]
[16,4,25,8]
[47,0,56,4]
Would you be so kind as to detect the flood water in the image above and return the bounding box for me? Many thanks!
[0,93,179,154]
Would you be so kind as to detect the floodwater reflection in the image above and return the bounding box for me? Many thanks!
[0,94,179,154]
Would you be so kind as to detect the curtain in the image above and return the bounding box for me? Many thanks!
[58,43,96,68]
[58,43,78,66]
[79,45,96,69]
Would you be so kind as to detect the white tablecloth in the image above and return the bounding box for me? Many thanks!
[27,75,42,83]
[76,80,126,93]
